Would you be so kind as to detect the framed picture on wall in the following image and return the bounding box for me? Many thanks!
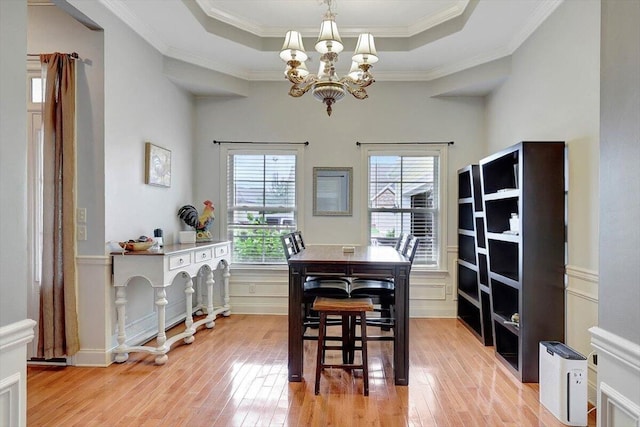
[313,167,353,216]
[145,142,171,187]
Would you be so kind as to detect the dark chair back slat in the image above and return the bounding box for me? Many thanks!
[394,232,409,253]
[292,231,305,252]
[281,233,298,260]
[403,234,420,265]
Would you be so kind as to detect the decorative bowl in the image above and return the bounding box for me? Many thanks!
[119,240,154,251]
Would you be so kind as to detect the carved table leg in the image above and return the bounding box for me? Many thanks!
[114,286,129,363]
[223,261,231,317]
[195,271,204,316]
[154,288,169,365]
[184,272,195,344]
[205,268,216,328]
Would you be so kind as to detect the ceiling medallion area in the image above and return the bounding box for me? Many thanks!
[279,0,378,116]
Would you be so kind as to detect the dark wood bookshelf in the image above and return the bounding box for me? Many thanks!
[457,165,493,346]
[480,141,565,382]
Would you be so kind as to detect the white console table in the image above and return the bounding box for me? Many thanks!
[111,241,231,365]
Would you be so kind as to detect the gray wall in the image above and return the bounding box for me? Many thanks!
[486,0,601,272]
[0,0,28,327]
[26,1,199,364]
[599,0,640,345]
[28,4,106,256]
[484,0,601,360]
[194,81,487,247]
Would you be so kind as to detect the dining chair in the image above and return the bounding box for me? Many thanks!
[394,232,410,253]
[281,232,298,260]
[292,230,305,252]
[350,234,419,334]
[282,232,350,335]
[403,234,420,265]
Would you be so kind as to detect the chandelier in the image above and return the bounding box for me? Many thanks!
[279,0,378,116]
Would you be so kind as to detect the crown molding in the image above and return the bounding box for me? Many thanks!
[194,0,470,38]
[407,0,468,37]
[99,0,169,53]
[507,0,563,52]
[92,0,563,91]
[165,46,249,80]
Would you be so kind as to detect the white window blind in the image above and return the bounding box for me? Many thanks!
[227,153,297,264]
[368,154,440,266]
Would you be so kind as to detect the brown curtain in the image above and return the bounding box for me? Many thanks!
[38,53,80,359]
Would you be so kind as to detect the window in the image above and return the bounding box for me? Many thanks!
[31,77,43,104]
[366,147,447,267]
[226,152,298,264]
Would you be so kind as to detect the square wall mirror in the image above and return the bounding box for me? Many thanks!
[313,167,353,216]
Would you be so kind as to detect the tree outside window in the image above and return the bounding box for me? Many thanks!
[227,153,297,264]
[368,155,440,266]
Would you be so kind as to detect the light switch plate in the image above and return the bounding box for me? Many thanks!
[77,207,87,223]
[77,225,87,241]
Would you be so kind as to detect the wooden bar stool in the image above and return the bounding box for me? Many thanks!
[312,296,374,396]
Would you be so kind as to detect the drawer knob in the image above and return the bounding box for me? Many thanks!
[179,258,184,264]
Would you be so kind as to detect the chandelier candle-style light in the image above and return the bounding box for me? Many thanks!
[280,0,378,116]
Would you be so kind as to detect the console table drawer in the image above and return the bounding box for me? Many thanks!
[195,248,213,263]
[169,254,191,270]
[215,245,229,258]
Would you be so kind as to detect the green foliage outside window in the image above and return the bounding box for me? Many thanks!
[233,213,286,263]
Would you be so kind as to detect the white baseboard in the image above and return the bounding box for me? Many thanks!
[69,349,113,367]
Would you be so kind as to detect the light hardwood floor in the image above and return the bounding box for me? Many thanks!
[27,315,596,426]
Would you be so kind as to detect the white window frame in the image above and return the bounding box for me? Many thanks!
[360,144,448,270]
[219,144,305,266]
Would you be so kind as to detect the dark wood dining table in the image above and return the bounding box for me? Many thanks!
[287,245,411,385]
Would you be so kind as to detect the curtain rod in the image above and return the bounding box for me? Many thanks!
[213,140,309,146]
[356,141,454,146]
[27,52,80,60]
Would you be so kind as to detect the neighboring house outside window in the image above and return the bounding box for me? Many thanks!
[224,149,301,264]
[364,145,448,268]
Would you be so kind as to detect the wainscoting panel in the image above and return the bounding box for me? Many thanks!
[566,264,599,404]
[600,382,640,427]
[76,255,229,367]
[0,319,36,427]
[228,259,456,318]
[590,326,640,427]
[0,373,20,427]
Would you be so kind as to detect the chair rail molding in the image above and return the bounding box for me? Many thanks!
[566,264,599,283]
[566,264,598,302]
[0,319,36,352]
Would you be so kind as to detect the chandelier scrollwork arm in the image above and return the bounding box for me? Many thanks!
[288,79,316,98]
[285,61,309,85]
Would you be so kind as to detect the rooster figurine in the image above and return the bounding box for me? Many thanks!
[178,200,215,242]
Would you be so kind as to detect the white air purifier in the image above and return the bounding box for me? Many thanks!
[539,341,588,426]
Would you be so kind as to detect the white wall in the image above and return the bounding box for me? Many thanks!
[485,0,601,402]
